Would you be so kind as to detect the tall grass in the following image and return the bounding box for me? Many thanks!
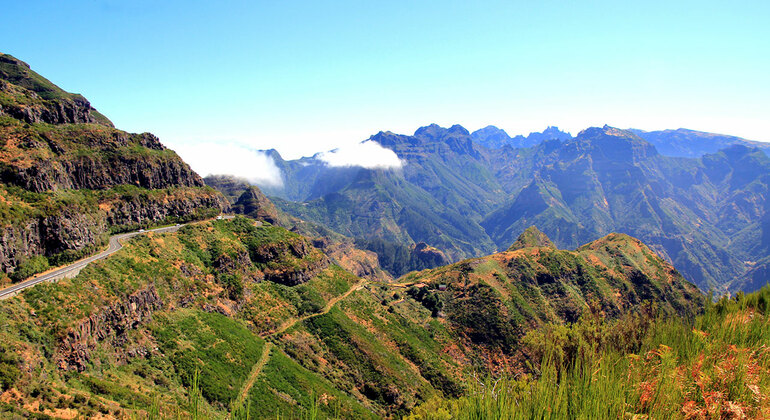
[407,285,770,419]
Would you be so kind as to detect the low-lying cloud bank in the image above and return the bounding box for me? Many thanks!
[174,142,283,187]
[316,140,403,169]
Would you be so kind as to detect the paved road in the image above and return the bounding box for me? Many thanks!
[0,216,235,300]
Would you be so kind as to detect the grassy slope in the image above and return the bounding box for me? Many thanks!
[407,285,770,419]
[0,219,708,419]
[0,218,465,418]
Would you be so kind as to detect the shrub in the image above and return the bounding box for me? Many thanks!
[9,255,49,282]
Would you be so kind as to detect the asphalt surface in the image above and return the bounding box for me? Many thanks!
[0,216,235,300]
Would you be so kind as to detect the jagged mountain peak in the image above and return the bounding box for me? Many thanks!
[447,124,470,135]
[570,125,658,161]
[507,225,555,251]
[414,123,469,140]
[471,125,512,149]
[473,125,572,149]
[577,125,638,139]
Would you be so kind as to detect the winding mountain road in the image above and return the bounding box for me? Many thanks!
[0,216,234,300]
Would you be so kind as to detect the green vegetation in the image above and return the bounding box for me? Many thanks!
[151,310,264,407]
[0,218,394,417]
[246,350,376,419]
[408,285,770,419]
[9,255,49,282]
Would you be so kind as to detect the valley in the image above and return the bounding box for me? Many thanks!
[253,124,770,294]
[0,52,767,419]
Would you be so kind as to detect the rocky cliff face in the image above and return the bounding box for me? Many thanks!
[0,53,227,280]
[409,242,448,269]
[104,190,226,228]
[0,130,204,193]
[251,236,330,286]
[0,79,108,127]
[233,186,281,225]
[57,285,163,371]
[0,211,106,273]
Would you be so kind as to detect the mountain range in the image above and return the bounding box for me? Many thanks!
[250,124,770,293]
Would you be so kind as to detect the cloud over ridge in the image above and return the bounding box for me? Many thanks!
[316,140,402,169]
[174,142,283,187]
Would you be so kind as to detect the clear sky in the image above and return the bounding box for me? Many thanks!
[3,1,769,166]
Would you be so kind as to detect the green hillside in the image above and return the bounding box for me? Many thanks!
[0,53,226,287]
[0,219,704,418]
[407,285,770,419]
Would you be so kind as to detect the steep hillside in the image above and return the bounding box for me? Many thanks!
[273,125,504,268]
[0,54,226,285]
[0,218,379,418]
[0,218,702,418]
[396,228,702,357]
[204,175,392,283]
[0,54,112,127]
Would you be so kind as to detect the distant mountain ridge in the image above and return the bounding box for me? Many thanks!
[468,123,769,158]
[630,128,770,158]
[255,123,770,292]
[471,125,572,149]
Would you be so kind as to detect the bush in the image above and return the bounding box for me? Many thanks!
[10,255,49,282]
[0,362,19,391]
[216,273,244,300]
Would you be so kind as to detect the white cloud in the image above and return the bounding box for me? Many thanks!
[173,142,283,187]
[316,140,403,169]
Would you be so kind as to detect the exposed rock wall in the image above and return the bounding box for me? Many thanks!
[0,54,112,127]
[252,237,330,286]
[1,140,204,193]
[105,192,227,227]
[232,186,281,225]
[0,192,226,275]
[0,211,106,272]
[57,285,163,371]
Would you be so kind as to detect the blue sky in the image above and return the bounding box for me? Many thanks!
[3,1,769,167]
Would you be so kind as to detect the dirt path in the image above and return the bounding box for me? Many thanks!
[234,278,367,407]
[269,278,368,337]
[233,342,273,408]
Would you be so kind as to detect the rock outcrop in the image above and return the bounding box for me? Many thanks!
[0,132,204,193]
[105,190,227,227]
[409,242,448,270]
[0,211,106,273]
[233,186,281,225]
[0,54,113,127]
[57,285,163,371]
[252,236,330,286]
